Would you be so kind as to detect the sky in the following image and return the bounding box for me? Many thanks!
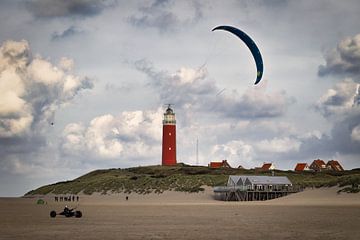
[1,0,360,196]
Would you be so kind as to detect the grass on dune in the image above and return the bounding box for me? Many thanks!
[25,164,360,196]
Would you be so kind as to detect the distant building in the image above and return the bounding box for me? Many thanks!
[294,163,311,172]
[209,160,231,169]
[260,163,276,171]
[309,159,328,172]
[326,160,344,171]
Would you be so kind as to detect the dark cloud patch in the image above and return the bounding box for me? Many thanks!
[51,26,83,41]
[212,89,291,119]
[26,0,116,19]
[318,34,360,77]
[298,111,360,160]
[128,0,204,33]
[0,135,45,156]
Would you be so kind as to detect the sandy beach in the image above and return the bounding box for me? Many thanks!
[1,187,359,240]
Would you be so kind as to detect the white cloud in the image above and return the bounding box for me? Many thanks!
[0,69,32,136]
[172,67,206,85]
[61,109,163,160]
[28,58,64,85]
[315,78,359,117]
[256,137,301,153]
[211,140,255,167]
[0,40,30,70]
[319,33,360,76]
[59,57,74,71]
[0,39,93,138]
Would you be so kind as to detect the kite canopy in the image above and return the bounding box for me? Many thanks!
[212,25,264,85]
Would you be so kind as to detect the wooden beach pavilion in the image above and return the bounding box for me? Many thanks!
[214,175,300,201]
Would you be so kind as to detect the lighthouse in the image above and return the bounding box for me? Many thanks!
[162,105,177,166]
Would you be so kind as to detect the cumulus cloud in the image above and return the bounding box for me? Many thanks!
[0,39,92,139]
[315,78,359,117]
[211,140,255,167]
[128,0,204,33]
[0,39,93,191]
[306,34,360,165]
[301,79,360,160]
[26,0,116,19]
[319,34,360,77]
[61,109,162,161]
[134,59,290,121]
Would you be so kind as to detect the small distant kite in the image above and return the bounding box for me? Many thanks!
[212,25,264,85]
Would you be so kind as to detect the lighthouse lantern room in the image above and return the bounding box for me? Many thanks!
[162,105,177,166]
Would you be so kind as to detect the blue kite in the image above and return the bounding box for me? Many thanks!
[212,25,264,85]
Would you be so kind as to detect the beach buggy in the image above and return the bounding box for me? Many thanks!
[50,206,82,218]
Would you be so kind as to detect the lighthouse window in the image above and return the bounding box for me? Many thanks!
[169,147,171,150]
[169,133,171,136]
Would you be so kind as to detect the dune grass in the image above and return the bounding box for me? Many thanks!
[25,164,360,196]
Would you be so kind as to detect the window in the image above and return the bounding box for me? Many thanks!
[169,147,171,150]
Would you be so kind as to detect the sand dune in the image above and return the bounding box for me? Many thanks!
[1,187,359,240]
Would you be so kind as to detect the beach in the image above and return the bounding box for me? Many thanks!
[1,187,359,240]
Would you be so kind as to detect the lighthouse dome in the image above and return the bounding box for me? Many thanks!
[166,107,174,114]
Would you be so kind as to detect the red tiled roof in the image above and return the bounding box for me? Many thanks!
[209,160,231,168]
[209,162,223,168]
[261,163,273,171]
[327,160,344,171]
[295,163,308,171]
[312,159,326,168]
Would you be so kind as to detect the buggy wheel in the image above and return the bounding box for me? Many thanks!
[75,211,82,218]
[50,211,56,218]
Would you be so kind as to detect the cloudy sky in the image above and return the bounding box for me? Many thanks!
[1,0,360,196]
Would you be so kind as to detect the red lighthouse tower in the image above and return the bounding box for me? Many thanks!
[162,105,176,166]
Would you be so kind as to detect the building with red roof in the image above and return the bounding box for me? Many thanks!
[260,163,275,171]
[294,163,311,171]
[326,160,344,171]
[209,160,231,169]
[309,159,328,172]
